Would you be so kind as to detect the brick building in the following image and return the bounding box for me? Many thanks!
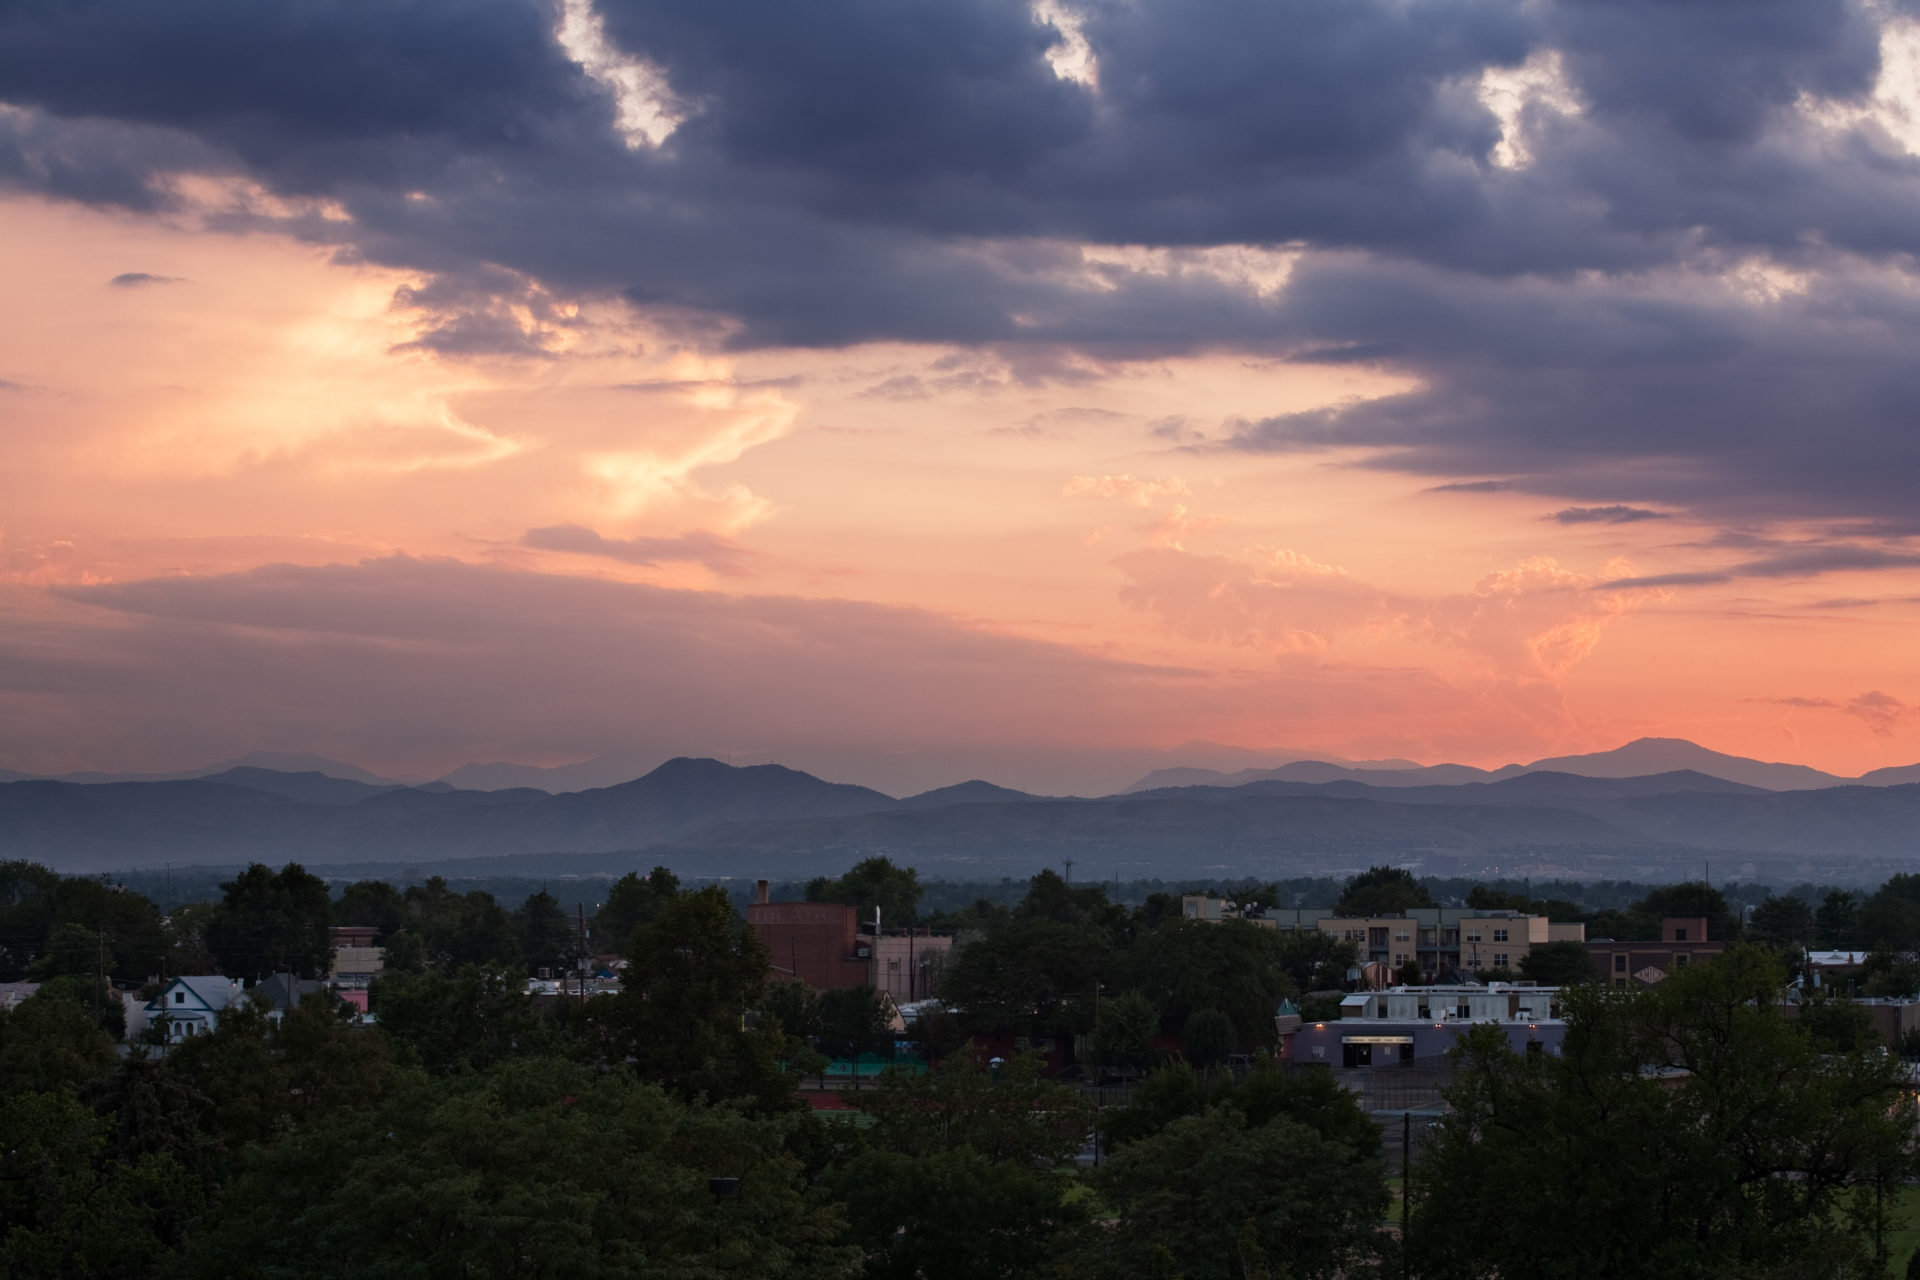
[747,893,872,990]
[1586,917,1725,986]
[1181,898,1584,983]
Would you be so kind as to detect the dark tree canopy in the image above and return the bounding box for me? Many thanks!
[1413,946,1918,1280]
[1519,940,1599,986]
[514,889,575,973]
[1749,893,1813,946]
[590,865,679,954]
[1179,1008,1235,1068]
[1334,866,1432,917]
[806,856,924,928]
[205,863,333,979]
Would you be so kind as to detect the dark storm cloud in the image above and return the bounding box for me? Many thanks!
[4,0,1920,523]
[1225,255,1920,523]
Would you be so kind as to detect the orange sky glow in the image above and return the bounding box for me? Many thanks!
[4,190,1916,789]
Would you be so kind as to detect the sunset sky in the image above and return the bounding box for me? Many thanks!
[3,0,1919,793]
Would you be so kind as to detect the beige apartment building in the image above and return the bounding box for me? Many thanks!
[1181,896,1584,982]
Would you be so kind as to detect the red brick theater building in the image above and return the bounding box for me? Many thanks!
[745,889,873,990]
[1586,917,1727,987]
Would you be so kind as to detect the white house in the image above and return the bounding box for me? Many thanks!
[145,975,240,1041]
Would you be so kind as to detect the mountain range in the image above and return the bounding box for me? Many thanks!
[1126,737,1920,793]
[4,747,1919,883]
[11,736,1915,797]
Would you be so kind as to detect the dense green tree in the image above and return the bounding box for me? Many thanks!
[33,973,126,1039]
[1014,870,1124,934]
[0,860,60,980]
[1231,1064,1381,1160]
[1180,1008,1234,1068]
[0,1090,199,1280]
[923,895,1012,936]
[907,1003,970,1062]
[1519,939,1599,985]
[1395,957,1425,985]
[1799,992,1878,1051]
[163,901,220,976]
[0,999,117,1095]
[49,877,168,979]
[1072,1106,1387,1280]
[1861,940,1920,998]
[1412,946,1918,1280]
[1273,928,1357,993]
[1816,891,1861,950]
[1466,886,1582,920]
[589,886,792,1107]
[0,863,167,982]
[158,993,397,1149]
[815,984,893,1060]
[1749,893,1814,947]
[831,1148,1080,1280]
[589,865,679,953]
[403,879,523,971]
[1091,989,1160,1074]
[180,1058,857,1280]
[806,856,924,928]
[33,921,110,981]
[1100,1060,1212,1149]
[372,964,552,1075]
[332,879,408,939]
[1857,874,1920,952]
[204,863,333,979]
[1632,881,1735,939]
[515,889,576,974]
[940,915,1108,1039]
[759,981,821,1041]
[857,1050,1090,1169]
[1124,919,1291,1048]
[1334,866,1432,916]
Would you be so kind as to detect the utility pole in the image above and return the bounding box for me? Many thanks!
[1063,858,1073,887]
[1401,1111,1412,1277]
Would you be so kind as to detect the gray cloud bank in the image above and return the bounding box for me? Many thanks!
[4,0,1920,528]
[3,556,1203,788]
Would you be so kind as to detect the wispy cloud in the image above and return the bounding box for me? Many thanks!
[1552,505,1666,525]
[1602,544,1920,589]
[522,525,760,576]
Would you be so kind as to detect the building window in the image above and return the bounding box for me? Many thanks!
[174,991,186,1005]
[1494,953,1509,967]
[1395,931,1411,942]
[1466,931,1482,942]
[1674,927,1688,941]
[1614,954,1627,972]
[1493,929,1509,943]
[1673,954,1688,968]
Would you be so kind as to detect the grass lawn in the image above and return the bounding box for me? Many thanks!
[1886,1184,1920,1276]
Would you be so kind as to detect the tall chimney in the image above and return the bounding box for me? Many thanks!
[755,879,769,905]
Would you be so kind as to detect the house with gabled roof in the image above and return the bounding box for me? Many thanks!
[253,973,325,1020]
[145,975,240,1041]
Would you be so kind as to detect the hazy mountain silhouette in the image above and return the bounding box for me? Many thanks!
[11,751,420,787]
[1126,737,1900,793]
[1522,738,1846,790]
[5,754,1920,878]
